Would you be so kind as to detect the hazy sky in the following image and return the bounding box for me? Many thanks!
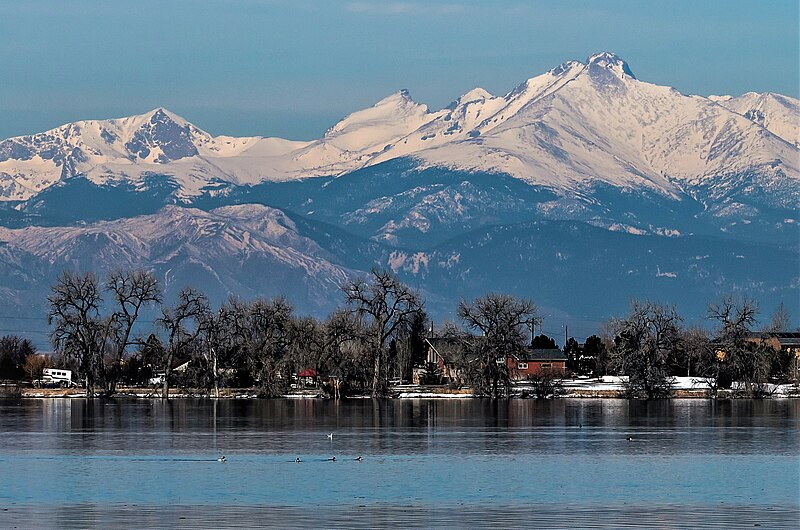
[1,0,798,140]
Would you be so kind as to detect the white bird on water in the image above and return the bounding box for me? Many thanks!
[327,433,333,440]
[218,455,227,463]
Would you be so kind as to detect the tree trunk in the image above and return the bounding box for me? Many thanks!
[371,349,382,397]
[213,350,219,399]
[162,352,173,400]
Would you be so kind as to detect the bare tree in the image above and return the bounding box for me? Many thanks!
[199,296,297,396]
[708,295,759,339]
[526,369,564,399]
[342,269,423,397]
[198,308,225,397]
[611,300,682,399]
[216,297,250,386]
[104,270,161,394]
[289,315,325,378]
[457,293,537,397]
[764,302,792,332]
[707,295,776,397]
[316,309,368,398]
[244,297,294,397]
[157,288,211,399]
[23,353,51,382]
[48,271,107,396]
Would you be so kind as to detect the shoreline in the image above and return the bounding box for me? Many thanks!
[4,375,798,400]
[4,385,799,400]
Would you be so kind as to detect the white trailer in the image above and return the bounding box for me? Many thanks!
[34,368,76,388]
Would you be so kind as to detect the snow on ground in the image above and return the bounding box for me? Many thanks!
[558,375,799,397]
[396,392,476,398]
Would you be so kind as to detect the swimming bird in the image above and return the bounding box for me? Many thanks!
[295,457,301,463]
[218,455,227,462]
[355,456,363,462]
[328,456,336,462]
[326,433,333,440]
[626,437,634,441]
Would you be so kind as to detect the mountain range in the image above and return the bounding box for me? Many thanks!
[0,52,797,342]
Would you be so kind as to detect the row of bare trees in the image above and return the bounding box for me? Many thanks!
[608,298,796,399]
[48,270,160,396]
[46,268,428,398]
[43,267,795,400]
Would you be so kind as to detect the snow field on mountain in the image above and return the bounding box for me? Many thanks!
[1,52,796,206]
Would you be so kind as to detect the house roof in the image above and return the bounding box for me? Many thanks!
[516,349,567,362]
[425,336,473,363]
[427,336,568,362]
[297,369,317,377]
[173,361,190,373]
[746,332,800,347]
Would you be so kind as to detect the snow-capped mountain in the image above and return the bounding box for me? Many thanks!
[0,108,310,201]
[2,52,797,206]
[710,91,799,147]
[0,51,797,340]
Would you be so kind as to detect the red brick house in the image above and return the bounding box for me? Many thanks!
[420,338,567,384]
[509,349,567,380]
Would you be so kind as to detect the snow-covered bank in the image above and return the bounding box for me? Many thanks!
[555,376,800,398]
[10,379,800,399]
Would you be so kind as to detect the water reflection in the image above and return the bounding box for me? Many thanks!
[0,398,797,528]
[3,398,798,455]
[2,503,799,529]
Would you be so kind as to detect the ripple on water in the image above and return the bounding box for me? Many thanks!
[1,503,799,529]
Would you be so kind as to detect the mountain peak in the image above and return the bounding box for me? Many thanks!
[549,60,584,77]
[143,107,188,125]
[125,107,198,163]
[586,51,636,80]
[382,89,415,105]
[444,87,493,111]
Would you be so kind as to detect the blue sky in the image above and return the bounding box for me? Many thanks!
[1,0,797,140]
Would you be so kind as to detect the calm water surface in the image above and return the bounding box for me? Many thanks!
[0,398,798,528]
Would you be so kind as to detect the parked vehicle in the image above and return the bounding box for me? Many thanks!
[33,368,76,388]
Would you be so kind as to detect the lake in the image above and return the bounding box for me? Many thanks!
[0,398,798,528]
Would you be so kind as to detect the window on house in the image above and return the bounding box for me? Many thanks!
[541,363,552,368]
[517,362,528,370]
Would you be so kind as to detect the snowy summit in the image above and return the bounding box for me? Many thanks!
[0,51,797,207]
